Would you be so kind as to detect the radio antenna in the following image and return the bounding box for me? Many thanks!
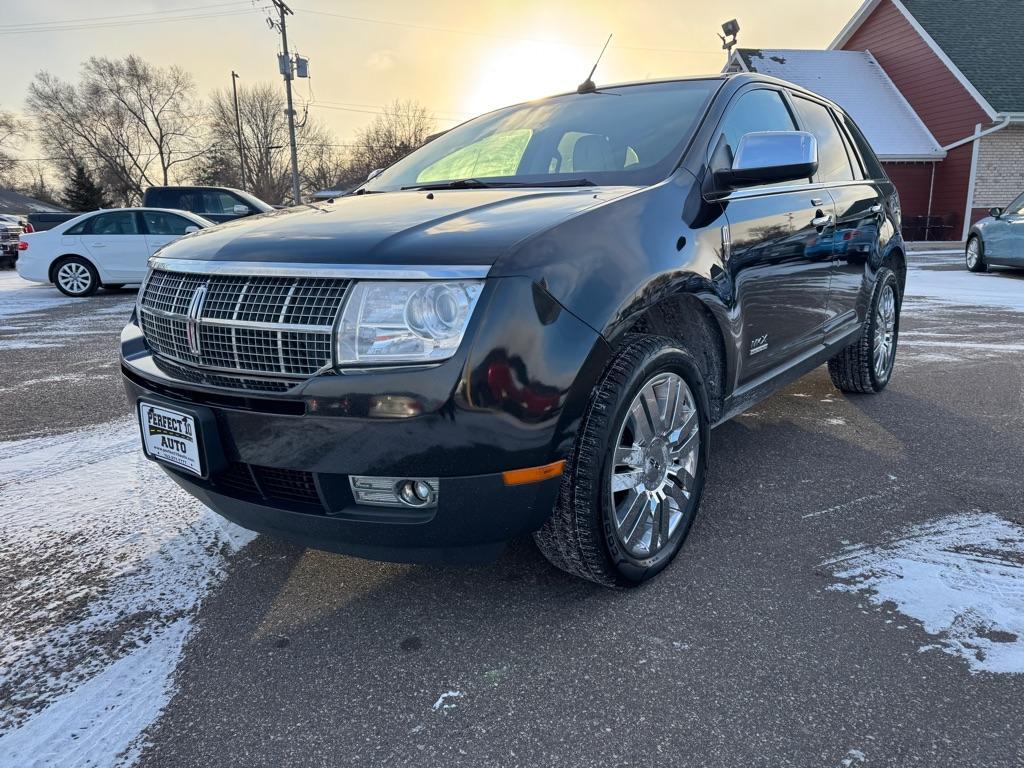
[577,34,612,94]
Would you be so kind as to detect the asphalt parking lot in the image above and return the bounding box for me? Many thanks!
[1,254,1022,767]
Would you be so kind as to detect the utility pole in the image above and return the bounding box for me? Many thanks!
[269,0,302,205]
[231,71,247,191]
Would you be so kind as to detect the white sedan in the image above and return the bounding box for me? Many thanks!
[16,208,213,297]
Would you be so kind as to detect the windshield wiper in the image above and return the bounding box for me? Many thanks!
[402,178,494,191]
[402,177,598,191]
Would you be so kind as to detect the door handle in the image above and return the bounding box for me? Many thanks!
[811,213,833,228]
[811,198,825,206]
[89,242,106,248]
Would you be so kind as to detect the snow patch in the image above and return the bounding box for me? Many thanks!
[823,512,1024,674]
[905,255,1024,313]
[0,420,255,765]
[432,690,463,711]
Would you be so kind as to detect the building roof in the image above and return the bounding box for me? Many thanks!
[727,48,945,161]
[831,0,1024,115]
[0,187,67,216]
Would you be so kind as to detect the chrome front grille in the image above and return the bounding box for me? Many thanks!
[138,268,350,379]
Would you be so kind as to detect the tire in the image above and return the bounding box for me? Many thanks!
[828,267,900,394]
[102,283,126,291]
[53,256,99,297]
[966,235,987,273]
[533,334,710,587]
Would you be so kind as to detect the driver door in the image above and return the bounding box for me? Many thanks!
[986,194,1024,264]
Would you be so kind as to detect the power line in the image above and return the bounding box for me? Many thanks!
[0,7,264,36]
[0,1,254,30]
[295,6,723,56]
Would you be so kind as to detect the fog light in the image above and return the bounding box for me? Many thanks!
[350,476,439,508]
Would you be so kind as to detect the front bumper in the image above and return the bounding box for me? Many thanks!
[121,276,611,564]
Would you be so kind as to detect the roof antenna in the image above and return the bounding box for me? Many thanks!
[577,34,612,94]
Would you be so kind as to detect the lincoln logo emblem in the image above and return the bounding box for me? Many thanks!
[185,284,207,356]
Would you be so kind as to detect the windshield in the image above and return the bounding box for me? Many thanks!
[363,80,719,192]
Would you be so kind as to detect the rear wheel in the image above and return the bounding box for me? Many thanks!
[53,257,99,297]
[828,267,900,393]
[966,235,987,272]
[533,335,709,587]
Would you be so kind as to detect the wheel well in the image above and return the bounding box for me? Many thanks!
[884,247,907,297]
[48,254,92,283]
[619,295,727,422]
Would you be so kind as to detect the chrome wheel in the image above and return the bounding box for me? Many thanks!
[873,283,897,380]
[56,262,92,295]
[966,238,980,269]
[610,372,699,559]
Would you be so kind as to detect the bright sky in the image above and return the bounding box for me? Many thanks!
[1,0,862,154]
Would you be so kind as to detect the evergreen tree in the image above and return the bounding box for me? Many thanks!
[61,162,111,212]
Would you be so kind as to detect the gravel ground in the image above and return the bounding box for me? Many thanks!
[0,255,1022,767]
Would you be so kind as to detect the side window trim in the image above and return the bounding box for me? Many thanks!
[833,110,870,180]
[789,93,856,184]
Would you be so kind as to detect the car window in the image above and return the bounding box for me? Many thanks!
[792,97,854,183]
[65,219,90,235]
[199,191,246,215]
[717,89,797,159]
[142,211,196,235]
[1004,192,1024,215]
[418,129,532,183]
[841,115,886,180]
[89,211,140,235]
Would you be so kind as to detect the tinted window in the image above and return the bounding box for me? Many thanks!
[199,191,247,215]
[717,89,797,157]
[142,211,196,235]
[792,97,853,183]
[65,219,90,235]
[841,114,886,180]
[365,80,718,191]
[89,211,140,235]
[1006,192,1024,216]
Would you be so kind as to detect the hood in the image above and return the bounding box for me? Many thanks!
[156,187,636,268]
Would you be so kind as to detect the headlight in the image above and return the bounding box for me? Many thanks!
[335,280,484,365]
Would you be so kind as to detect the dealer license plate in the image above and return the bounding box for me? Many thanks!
[138,402,203,476]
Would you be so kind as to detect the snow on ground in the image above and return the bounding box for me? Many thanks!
[904,252,1024,314]
[0,271,81,320]
[823,513,1024,674]
[0,420,255,767]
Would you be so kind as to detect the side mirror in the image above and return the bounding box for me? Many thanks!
[184,225,200,234]
[716,131,818,190]
[366,168,384,182]
[232,204,251,215]
[989,207,1003,218]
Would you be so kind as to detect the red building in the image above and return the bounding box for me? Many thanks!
[728,0,1024,241]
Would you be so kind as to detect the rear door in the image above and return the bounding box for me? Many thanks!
[713,87,835,386]
[791,95,883,338]
[141,210,200,256]
[81,211,149,281]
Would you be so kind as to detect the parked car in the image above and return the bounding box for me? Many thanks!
[26,211,80,232]
[142,186,273,224]
[0,214,25,268]
[966,191,1024,271]
[121,73,905,587]
[17,208,213,296]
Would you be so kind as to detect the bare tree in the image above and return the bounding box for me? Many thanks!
[26,55,204,204]
[344,100,435,182]
[198,83,348,204]
[0,110,24,187]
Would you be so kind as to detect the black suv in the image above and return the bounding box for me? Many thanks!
[141,186,273,224]
[122,74,904,586]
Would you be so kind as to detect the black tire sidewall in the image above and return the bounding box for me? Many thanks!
[593,342,710,585]
[966,236,986,272]
[867,268,901,391]
[54,256,98,297]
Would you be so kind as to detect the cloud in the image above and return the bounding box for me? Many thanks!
[365,50,397,72]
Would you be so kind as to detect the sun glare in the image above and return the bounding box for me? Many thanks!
[462,40,593,117]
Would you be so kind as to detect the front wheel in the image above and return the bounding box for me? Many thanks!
[966,236,987,273]
[53,257,99,297]
[533,335,710,587]
[828,267,900,393]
